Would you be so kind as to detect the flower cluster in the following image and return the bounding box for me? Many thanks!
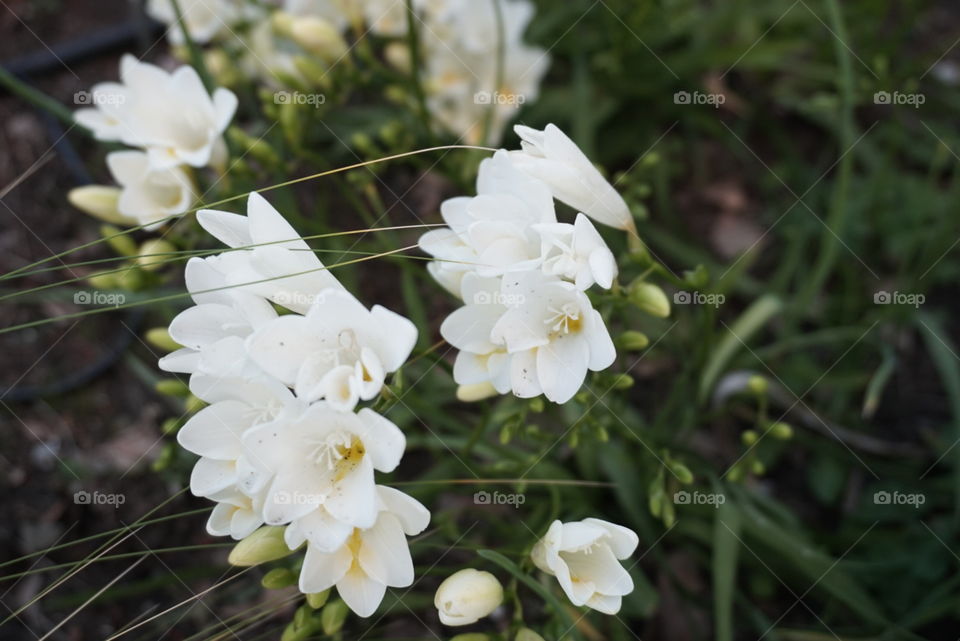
[71,55,237,229]
[146,0,548,145]
[420,123,634,403]
[159,193,429,617]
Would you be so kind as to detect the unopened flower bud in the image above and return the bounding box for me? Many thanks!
[102,225,138,257]
[746,375,768,396]
[228,526,294,567]
[320,599,349,635]
[290,16,348,60]
[67,186,135,225]
[434,569,503,627]
[155,379,189,397]
[137,239,177,271]
[617,330,649,351]
[768,422,793,440]
[262,567,298,589]
[456,382,498,402]
[145,327,181,352]
[629,281,671,318]
[516,629,546,641]
[305,589,330,609]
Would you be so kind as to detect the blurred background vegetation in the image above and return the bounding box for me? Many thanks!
[1,0,960,639]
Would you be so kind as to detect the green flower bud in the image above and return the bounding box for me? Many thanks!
[517,629,546,641]
[145,327,181,352]
[305,589,330,608]
[161,418,181,435]
[184,394,206,414]
[610,374,634,390]
[450,635,490,641]
[320,599,350,635]
[769,422,793,440]
[629,281,671,318]
[228,526,295,567]
[746,375,768,396]
[101,225,138,257]
[741,430,758,446]
[617,330,650,351]
[137,239,176,271]
[151,442,175,472]
[262,567,298,589]
[751,460,766,475]
[668,461,694,485]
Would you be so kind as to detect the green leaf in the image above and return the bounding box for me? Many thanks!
[713,497,740,641]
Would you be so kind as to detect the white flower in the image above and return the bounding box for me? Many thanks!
[533,213,617,290]
[205,489,265,540]
[75,55,237,170]
[490,272,615,403]
[146,0,250,44]
[241,403,405,530]
[434,568,503,626]
[177,375,299,499]
[440,273,512,394]
[419,151,554,296]
[510,124,634,232]
[245,288,417,410]
[531,518,638,614]
[105,151,195,230]
[159,268,278,378]
[296,486,430,617]
[196,193,344,314]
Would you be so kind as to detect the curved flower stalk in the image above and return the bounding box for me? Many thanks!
[423,123,625,403]
[160,191,427,618]
[531,518,639,614]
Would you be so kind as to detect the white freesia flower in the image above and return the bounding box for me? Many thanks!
[205,488,265,540]
[241,403,405,530]
[159,256,279,377]
[75,55,237,170]
[533,213,618,290]
[490,271,615,403]
[245,288,417,410]
[197,192,344,314]
[419,151,554,296]
[440,273,512,394]
[147,0,250,44]
[177,375,299,499]
[434,568,503,626]
[531,518,638,614]
[511,124,634,232]
[105,150,195,230]
[296,486,429,617]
